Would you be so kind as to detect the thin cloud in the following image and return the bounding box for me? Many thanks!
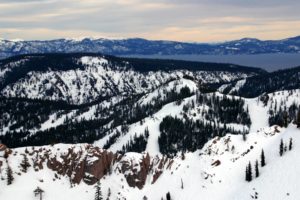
[0,0,299,42]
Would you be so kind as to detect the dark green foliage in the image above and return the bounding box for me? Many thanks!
[6,164,14,185]
[268,94,300,128]
[121,129,149,153]
[242,131,247,142]
[94,181,103,200]
[297,109,300,128]
[255,160,259,178]
[20,154,31,173]
[196,92,251,126]
[220,66,300,98]
[103,131,121,149]
[279,139,284,156]
[245,161,252,182]
[166,192,171,200]
[158,116,243,156]
[289,138,293,151]
[1,83,193,149]
[261,149,266,167]
[106,188,111,200]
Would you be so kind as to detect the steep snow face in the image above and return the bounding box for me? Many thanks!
[0,124,299,200]
[0,55,252,104]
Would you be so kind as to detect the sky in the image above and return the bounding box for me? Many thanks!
[1,0,300,42]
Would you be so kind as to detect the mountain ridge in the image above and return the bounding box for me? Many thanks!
[1,35,300,60]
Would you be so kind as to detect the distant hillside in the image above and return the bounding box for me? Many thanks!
[0,53,265,104]
[0,36,300,59]
[218,66,300,97]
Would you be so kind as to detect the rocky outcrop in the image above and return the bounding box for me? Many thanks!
[0,144,173,189]
[117,153,174,189]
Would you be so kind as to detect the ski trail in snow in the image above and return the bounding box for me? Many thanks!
[247,98,269,133]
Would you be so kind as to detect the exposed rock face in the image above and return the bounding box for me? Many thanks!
[82,147,119,184]
[0,144,7,151]
[0,144,173,189]
[118,153,151,189]
[117,153,174,189]
[45,145,120,185]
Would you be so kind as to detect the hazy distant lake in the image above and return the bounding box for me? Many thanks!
[125,53,300,72]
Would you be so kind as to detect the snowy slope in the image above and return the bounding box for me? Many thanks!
[0,55,256,104]
[1,123,299,200]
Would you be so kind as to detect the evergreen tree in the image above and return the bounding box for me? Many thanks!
[20,154,30,173]
[181,178,184,189]
[106,188,111,200]
[245,165,249,182]
[143,196,148,200]
[255,160,259,178]
[245,161,252,182]
[279,139,284,156]
[284,144,287,152]
[261,149,266,167]
[166,192,171,200]
[289,138,293,151]
[242,131,247,142]
[94,181,102,200]
[296,109,300,128]
[283,111,288,128]
[6,164,14,185]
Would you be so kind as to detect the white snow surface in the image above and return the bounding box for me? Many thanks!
[1,124,299,200]
[1,55,253,104]
[1,75,300,200]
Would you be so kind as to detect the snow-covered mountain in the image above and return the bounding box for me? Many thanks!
[1,36,300,59]
[0,53,264,104]
[1,116,299,200]
[217,66,300,97]
[1,53,300,200]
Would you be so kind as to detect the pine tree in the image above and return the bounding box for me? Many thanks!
[166,192,171,200]
[284,144,287,152]
[20,154,30,173]
[242,130,247,141]
[181,178,184,189]
[255,160,259,178]
[245,161,252,182]
[283,111,288,128]
[296,109,300,128]
[261,149,266,167]
[245,165,249,181]
[289,138,293,151]
[279,139,284,156]
[94,181,102,200]
[6,164,14,185]
[106,188,111,200]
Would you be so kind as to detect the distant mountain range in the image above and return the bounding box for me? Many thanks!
[1,36,300,59]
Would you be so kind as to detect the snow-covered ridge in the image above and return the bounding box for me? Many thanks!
[0,123,299,200]
[0,55,254,104]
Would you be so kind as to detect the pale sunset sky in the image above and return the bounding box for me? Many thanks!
[1,0,300,42]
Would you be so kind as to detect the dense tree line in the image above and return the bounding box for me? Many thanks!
[196,92,251,126]
[1,83,193,149]
[121,128,149,153]
[221,66,300,98]
[268,90,300,127]
[158,116,244,156]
